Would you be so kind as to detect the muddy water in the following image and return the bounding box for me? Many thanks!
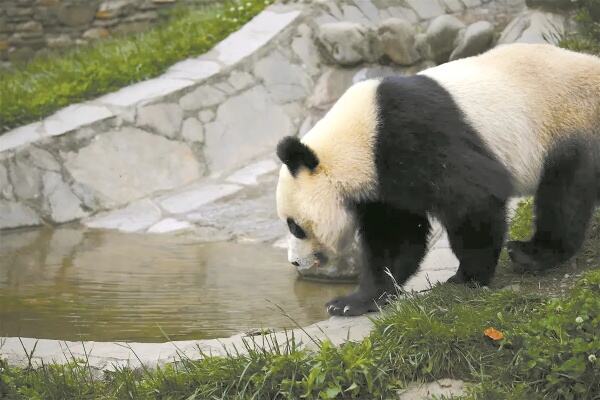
[0,227,354,342]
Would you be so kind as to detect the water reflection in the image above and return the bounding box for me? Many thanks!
[0,227,354,342]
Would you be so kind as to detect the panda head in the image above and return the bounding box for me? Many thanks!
[276,136,356,270]
[275,79,380,270]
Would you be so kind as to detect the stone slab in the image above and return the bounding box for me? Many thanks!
[84,199,162,232]
[44,104,113,137]
[63,127,203,207]
[147,218,193,233]
[208,6,302,66]
[1,314,374,370]
[98,78,193,107]
[157,183,242,214]
[42,171,88,223]
[225,159,278,185]
[163,59,221,81]
[204,85,292,172]
[0,200,41,229]
[0,122,44,153]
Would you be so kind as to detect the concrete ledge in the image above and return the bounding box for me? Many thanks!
[1,314,374,370]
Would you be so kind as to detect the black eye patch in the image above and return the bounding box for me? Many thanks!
[287,218,306,239]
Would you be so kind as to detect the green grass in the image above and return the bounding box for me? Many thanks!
[0,0,272,134]
[2,265,599,399]
[560,0,600,54]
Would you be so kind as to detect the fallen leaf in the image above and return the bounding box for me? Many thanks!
[484,327,504,341]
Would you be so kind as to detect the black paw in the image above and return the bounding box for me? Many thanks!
[507,240,544,272]
[446,270,487,288]
[326,292,380,316]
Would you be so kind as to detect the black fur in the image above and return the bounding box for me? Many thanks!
[328,75,514,315]
[327,203,430,315]
[277,136,319,177]
[508,136,599,271]
[325,76,600,316]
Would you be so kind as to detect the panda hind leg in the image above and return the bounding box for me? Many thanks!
[508,138,596,272]
[445,199,507,286]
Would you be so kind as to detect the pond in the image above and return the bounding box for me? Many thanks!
[0,227,354,342]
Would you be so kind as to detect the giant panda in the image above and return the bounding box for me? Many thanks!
[275,43,600,316]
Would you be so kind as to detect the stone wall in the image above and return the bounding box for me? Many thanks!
[0,0,571,231]
[0,0,218,65]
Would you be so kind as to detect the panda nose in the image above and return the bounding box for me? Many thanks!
[291,261,300,267]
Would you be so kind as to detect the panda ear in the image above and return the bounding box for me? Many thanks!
[276,136,319,177]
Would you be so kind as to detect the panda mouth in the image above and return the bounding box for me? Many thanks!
[314,252,328,267]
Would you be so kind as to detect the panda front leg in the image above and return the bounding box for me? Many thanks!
[326,202,430,316]
[445,199,507,286]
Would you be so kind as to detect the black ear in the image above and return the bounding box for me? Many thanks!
[276,136,319,177]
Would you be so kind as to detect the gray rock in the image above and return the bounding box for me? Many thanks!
[228,71,254,91]
[204,86,293,172]
[450,20,494,60]
[181,118,204,143]
[42,171,87,223]
[377,18,420,66]
[317,22,372,66]
[461,0,482,7]
[179,85,226,111]
[426,15,466,63]
[16,21,43,33]
[97,0,131,17]
[398,379,466,399]
[291,24,321,76]
[341,4,372,25]
[198,109,215,123]
[405,0,445,20]
[308,67,358,110]
[499,10,565,45]
[57,3,97,27]
[28,147,61,171]
[353,0,380,23]
[137,103,183,139]
[443,0,465,13]
[82,28,110,40]
[0,163,13,200]
[254,51,312,103]
[46,34,73,49]
[213,81,236,95]
[415,33,432,61]
[0,200,41,229]
[63,127,203,207]
[8,155,42,201]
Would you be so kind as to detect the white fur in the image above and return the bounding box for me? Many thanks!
[420,43,600,195]
[277,79,379,253]
[420,56,544,195]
